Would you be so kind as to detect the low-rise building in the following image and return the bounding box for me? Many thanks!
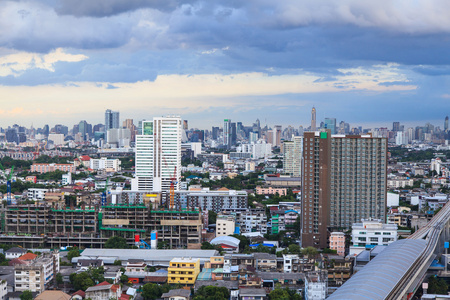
[255,186,287,196]
[351,219,398,249]
[5,247,27,260]
[305,271,327,300]
[168,257,200,286]
[329,232,345,257]
[85,281,122,300]
[14,252,60,293]
[216,215,236,237]
[161,289,191,300]
[31,163,76,174]
[283,254,300,273]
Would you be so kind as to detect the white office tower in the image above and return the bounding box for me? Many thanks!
[134,116,182,192]
[283,136,303,177]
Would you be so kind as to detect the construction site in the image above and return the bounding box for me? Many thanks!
[0,204,203,249]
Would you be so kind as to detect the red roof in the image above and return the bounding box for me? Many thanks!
[119,295,130,300]
[8,258,27,266]
[18,253,38,261]
[72,290,86,298]
[96,281,111,286]
[80,155,91,161]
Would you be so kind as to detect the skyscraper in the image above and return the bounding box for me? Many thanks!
[223,119,231,148]
[134,116,181,192]
[324,118,336,134]
[273,125,282,147]
[78,120,88,141]
[392,121,400,132]
[105,109,120,131]
[283,136,303,177]
[301,131,387,248]
[445,116,449,132]
[311,107,316,131]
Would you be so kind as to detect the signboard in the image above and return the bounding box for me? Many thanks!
[320,132,328,139]
[445,242,449,249]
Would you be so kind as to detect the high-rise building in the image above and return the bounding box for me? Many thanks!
[105,109,120,131]
[324,118,336,134]
[183,120,188,130]
[212,127,219,140]
[283,136,303,177]
[392,122,400,132]
[311,107,316,131]
[134,116,181,192]
[273,125,282,147]
[78,120,88,141]
[301,131,387,248]
[223,119,231,148]
[445,116,449,132]
[123,119,136,142]
[231,122,237,145]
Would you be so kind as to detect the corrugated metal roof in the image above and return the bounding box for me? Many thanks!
[328,239,427,300]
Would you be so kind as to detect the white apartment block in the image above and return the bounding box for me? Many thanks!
[236,209,268,234]
[283,254,300,273]
[305,271,328,300]
[283,136,303,177]
[62,173,72,186]
[48,133,65,146]
[238,141,272,159]
[90,157,122,172]
[15,252,60,293]
[134,117,181,192]
[0,279,6,300]
[27,188,49,201]
[352,219,397,248]
[216,215,236,237]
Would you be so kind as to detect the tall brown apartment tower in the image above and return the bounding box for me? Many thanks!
[302,131,331,249]
[301,131,387,249]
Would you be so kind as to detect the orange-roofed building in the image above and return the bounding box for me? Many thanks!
[18,253,38,261]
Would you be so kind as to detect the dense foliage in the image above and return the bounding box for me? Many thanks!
[105,236,130,249]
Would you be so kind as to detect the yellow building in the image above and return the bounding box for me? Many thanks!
[168,257,200,286]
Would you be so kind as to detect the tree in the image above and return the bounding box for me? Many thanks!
[67,247,80,261]
[120,274,129,284]
[114,260,122,266]
[193,286,230,300]
[208,210,217,225]
[56,273,63,285]
[20,290,33,300]
[302,246,318,259]
[141,283,162,300]
[288,244,301,254]
[269,288,290,300]
[105,236,130,249]
[201,242,216,250]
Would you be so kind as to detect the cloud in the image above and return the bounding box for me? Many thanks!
[0,48,87,77]
[54,0,193,17]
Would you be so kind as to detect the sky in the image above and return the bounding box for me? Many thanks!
[1,0,450,130]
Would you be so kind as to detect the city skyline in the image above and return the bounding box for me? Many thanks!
[0,1,449,128]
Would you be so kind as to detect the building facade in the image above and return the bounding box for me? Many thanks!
[351,219,397,248]
[301,131,387,248]
[135,116,182,192]
[283,136,303,177]
[168,257,200,286]
[329,232,345,256]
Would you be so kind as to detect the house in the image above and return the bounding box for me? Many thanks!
[77,259,104,269]
[5,248,27,260]
[238,288,266,300]
[85,281,122,300]
[71,290,86,300]
[18,253,37,262]
[161,289,191,300]
[35,290,71,300]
